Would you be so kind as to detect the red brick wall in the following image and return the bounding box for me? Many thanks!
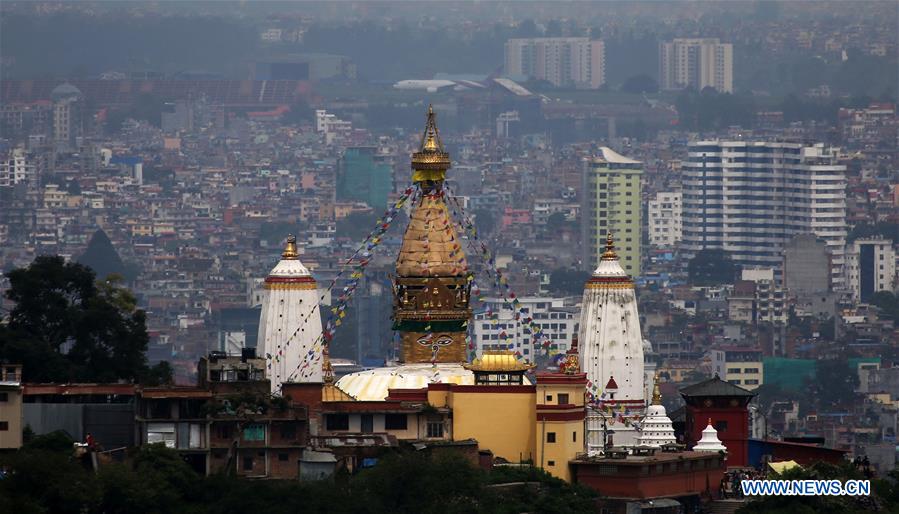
[686,406,750,467]
[269,448,302,479]
[574,458,726,499]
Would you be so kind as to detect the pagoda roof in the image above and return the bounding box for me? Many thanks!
[680,376,756,398]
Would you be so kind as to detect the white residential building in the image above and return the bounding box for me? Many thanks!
[504,37,605,89]
[659,38,733,93]
[0,148,34,187]
[682,141,847,288]
[471,296,579,363]
[846,238,896,303]
[648,191,683,247]
[315,109,352,145]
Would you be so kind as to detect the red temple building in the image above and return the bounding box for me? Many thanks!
[680,376,755,468]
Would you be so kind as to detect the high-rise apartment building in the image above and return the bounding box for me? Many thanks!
[337,147,393,209]
[659,38,733,93]
[648,191,683,247]
[846,238,896,303]
[682,141,847,288]
[582,147,642,277]
[505,37,605,89]
[50,83,83,153]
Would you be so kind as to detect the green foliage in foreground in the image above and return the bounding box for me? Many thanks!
[0,434,597,514]
[736,462,899,514]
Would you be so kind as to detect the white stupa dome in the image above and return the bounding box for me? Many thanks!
[694,420,727,452]
[637,378,676,448]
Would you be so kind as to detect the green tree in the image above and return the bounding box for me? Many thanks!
[336,210,379,241]
[1,256,159,383]
[621,74,659,94]
[736,461,890,513]
[548,268,591,296]
[473,209,496,236]
[77,229,125,280]
[870,291,899,321]
[688,249,737,286]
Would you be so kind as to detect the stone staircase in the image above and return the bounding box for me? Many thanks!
[706,499,747,514]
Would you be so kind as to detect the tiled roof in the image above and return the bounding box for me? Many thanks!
[680,376,756,398]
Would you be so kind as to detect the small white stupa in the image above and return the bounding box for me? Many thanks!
[258,235,323,393]
[694,419,728,452]
[637,376,676,448]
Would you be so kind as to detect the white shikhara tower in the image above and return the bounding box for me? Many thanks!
[258,235,323,393]
[579,233,645,403]
[581,234,645,450]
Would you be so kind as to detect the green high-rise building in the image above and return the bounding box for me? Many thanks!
[581,147,643,277]
[337,147,392,209]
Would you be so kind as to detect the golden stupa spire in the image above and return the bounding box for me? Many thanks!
[411,104,451,184]
[322,345,334,384]
[282,234,299,260]
[600,231,618,261]
[651,373,662,406]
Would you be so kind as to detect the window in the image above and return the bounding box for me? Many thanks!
[0,393,7,402]
[326,414,349,431]
[547,460,555,466]
[557,393,570,405]
[727,368,742,374]
[744,368,759,374]
[215,424,234,440]
[278,453,289,462]
[547,432,556,443]
[715,421,728,432]
[242,456,253,471]
[385,414,408,430]
[427,421,444,438]
[573,432,577,442]
[242,424,265,442]
[280,423,297,441]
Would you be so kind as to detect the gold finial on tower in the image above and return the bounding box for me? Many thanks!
[411,105,451,184]
[282,234,299,260]
[323,345,334,385]
[600,232,618,261]
[651,373,662,405]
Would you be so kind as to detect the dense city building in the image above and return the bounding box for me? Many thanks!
[682,141,847,287]
[581,147,643,277]
[659,38,733,93]
[647,190,682,247]
[504,37,605,89]
[337,146,392,210]
[846,238,897,303]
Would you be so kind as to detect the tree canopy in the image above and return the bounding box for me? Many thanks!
[688,249,737,286]
[0,439,598,514]
[548,268,591,296]
[0,255,170,384]
[621,74,659,94]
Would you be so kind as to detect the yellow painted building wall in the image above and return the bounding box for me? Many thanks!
[447,389,536,463]
[0,387,23,449]
[536,419,582,482]
[535,381,586,482]
[724,360,764,390]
